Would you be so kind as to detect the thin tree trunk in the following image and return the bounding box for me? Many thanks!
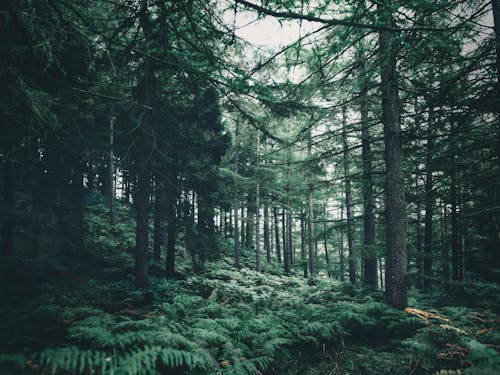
[308,128,317,277]
[109,117,115,225]
[342,107,357,284]
[153,180,163,261]
[282,209,291,274]
[165,171,177,278]
[264,206,271,263]
[378,0,407,309]
[301,211,307,277]
[339,205,345,282]
[441,202,450,282]
[360,52,377,287]
[234,123,240,269]
[255,132,261,272]
[274,207,281,262]
[423,106,434,290]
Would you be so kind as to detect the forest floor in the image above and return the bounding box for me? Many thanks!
[1,204,499,374]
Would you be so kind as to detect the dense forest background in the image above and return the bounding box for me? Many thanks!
[1,0,499,374]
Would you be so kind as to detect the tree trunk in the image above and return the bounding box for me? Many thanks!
[342,107,357,284]
[359,55,377,287]
[165,172,177,278]
[282,209,291,274]
[153,180,163,261]
[135,1,155,288]
[301,211,307,277]
[274,207,281,262]
[108,117,115,225]
[264,206,271,263]
[378,0,407,309]
[339,205,345,282]
[423,106,435,290]
[255,133,261,272]
[234,122,240,269]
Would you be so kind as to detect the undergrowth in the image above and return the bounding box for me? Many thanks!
[0,204,499,374]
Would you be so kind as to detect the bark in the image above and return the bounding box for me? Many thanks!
[135,0,154,288]
[234,122,240,269]
[339,205,345,282]
[441,202,450,282]
[153,181,163,261]
[307,129,317,277]
[255,133,261,272]
[360,54,377,287]
[342,107,357,284]
[378,0,407,309]
[274,207,281,262]
[301,211,307,277]
[423,107,435,290]
[264,206,271,263]
[108,117,115,225]
[165,171,177,278]
[282,209,291,274]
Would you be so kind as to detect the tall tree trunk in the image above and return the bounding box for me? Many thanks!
[342,107,357,284]
[423,106,435,290]
[301,211,307,277]
[307,129,317,277]
[135,1,155,288]
[264,206,271,263]
[165,170,178,278]
[441,202,450,282]
[282,209,291,274]
[255,132,261,272]
[1,158,15,256]
[359,56,377,287]
[492,0,500,157]
[108,117,115,225]
[274,207,281,262]
[287,210,293,265]
[339,205,345,282]
[450,121,460,281]
[378,0,407,309]
[153,180,163,261]
[234,122,240,269]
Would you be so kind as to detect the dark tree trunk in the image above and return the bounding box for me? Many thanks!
[255,133,261,271]
[342,107,357,284]
[135,2,155,288]
[264,206,271,263]
[307,129,317,277]
[287,210,293,265]
[378,0,407,309]
[282,209,291,274]
[1,159,15,256]
[165,171,178,278]
[360,58,377,287]
[153,181,163,262]
[441,202,450,282]
[301,211,307,277]
[339,205,345,282]
[108,117,115,225]
[274,207,281,262]
[423,107,435,290]
[234,122,240,269]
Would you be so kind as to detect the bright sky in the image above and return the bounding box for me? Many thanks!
[222,2,320,50]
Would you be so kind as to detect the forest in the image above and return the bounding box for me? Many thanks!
[1,0,499,374]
